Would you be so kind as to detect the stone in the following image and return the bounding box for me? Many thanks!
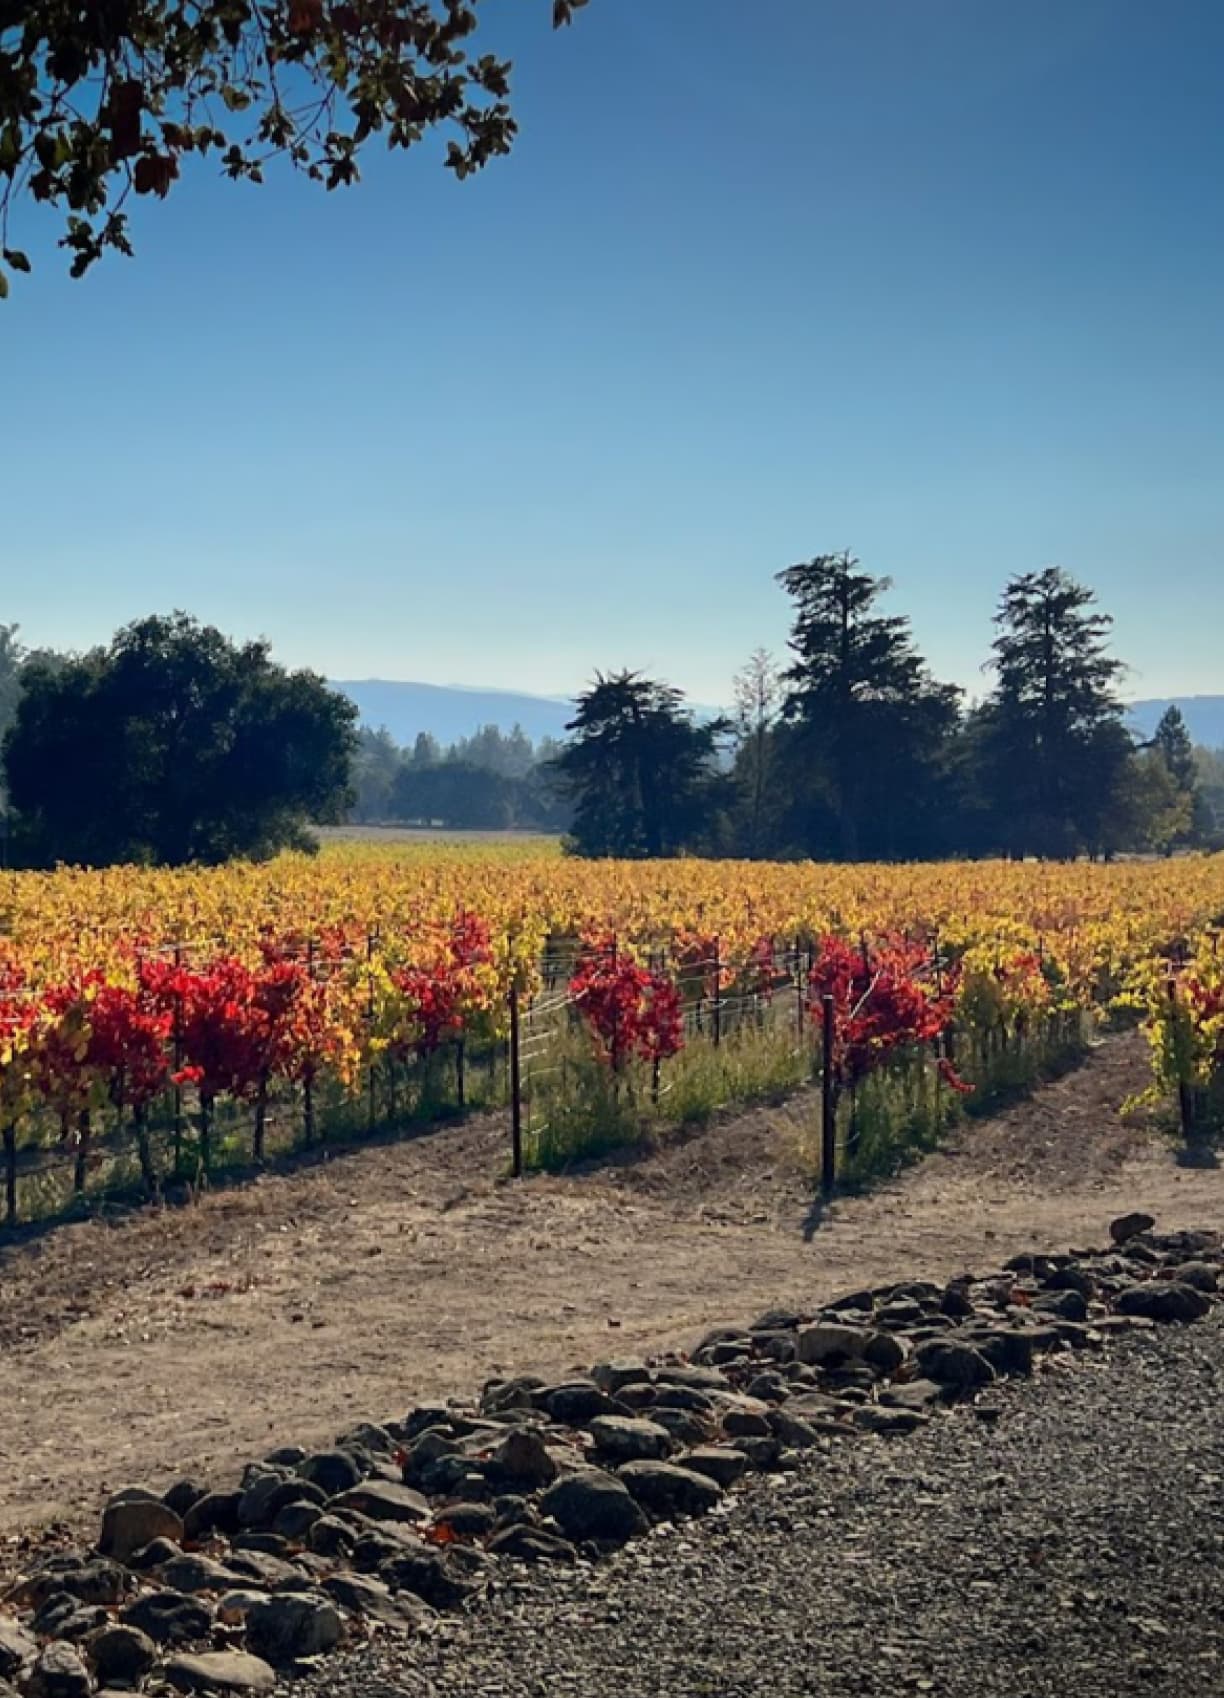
[335,1423,396,1458]
[85,1625,156,1689]
[119,1592,213,1648]
[244,1593,342,1664]
[648,1407,711,1447]
[378,1546,489,1610]
[1032,1289,1089,1322]
[538,1381,623,1424]
[1116,1281,1211,1323]
[795,1323,871,1367]
[222,1552,300,1589]
[30,1602,104,1644]
[591,1361,651,1394]
[971,1329,1036,1378]
[1044,1265,1095,1296]
[851,1405,928,1436]
[0,1620,37,1682]
[489,1429,557,1490]
[98,1489,183,1567]
[230,1534,289,1559]
[486,1525,577,1564]
[913,1338,996,1391]
[744,1370,791,1404]
[679,1446,749,1487]
[863,1331,908,1375]
[305,1517,357,1561]
[264,1446,309,1469]
[721,1408,772,1439]
[215,1593,269,1626]
[876,1298,924,1328]
[727,1435,783,1469]
[157,1554,248,1596]
[617,1461,723,1519]
[654,1364,731,1392]
[880,1378,946,1412]
[651,1384,716,1415]
[766,1408,825,1449]
[1110,1211,1157,1245]
[433,1502,497,1537]
[320,1573,433,1628]
[329,1481,431,1525]
[539,1469,648,1546]
[272,1501,324,1542]
[126,1539,180,1574]
[587,1415,675,1463]
[940,1282,976,1320]
[296,1450,363,1497]
[181,1491,242,1541]
[24,1644,93,1698]
[1172,1260,1220,1292]
[236,1473,290,1529]
[162,1481,205,1520]
[163,1652,277,1695]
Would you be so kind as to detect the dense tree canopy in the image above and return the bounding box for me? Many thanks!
[551,672,730,858]
[3,612,357,866]
[0,0,587,291]
[775,553,962,860]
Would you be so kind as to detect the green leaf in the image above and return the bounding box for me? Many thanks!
[2,248,30,273]
[0,268,9,301]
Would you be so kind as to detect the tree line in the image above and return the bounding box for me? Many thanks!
[1,562,1220,868]
[553,558,1220,862]
[350,723,571,832]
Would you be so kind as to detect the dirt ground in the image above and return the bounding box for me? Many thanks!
[1,1031,1220,1540]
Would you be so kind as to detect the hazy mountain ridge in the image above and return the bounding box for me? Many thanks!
[336,680,1224,752]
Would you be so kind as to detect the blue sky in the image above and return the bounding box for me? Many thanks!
[2,0,1222,707]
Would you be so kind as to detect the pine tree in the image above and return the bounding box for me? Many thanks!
[979,567,1130,857]
[775,553,960,859]
[551,672,729,858]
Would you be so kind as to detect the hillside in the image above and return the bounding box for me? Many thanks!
[332,679,573,746]
[1127,696,1224,747]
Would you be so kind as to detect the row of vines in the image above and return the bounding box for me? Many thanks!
[1,846,1222,1225]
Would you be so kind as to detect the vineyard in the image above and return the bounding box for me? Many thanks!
[1,844,1223,1227]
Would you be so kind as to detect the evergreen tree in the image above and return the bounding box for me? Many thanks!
[1149,705,1209,848]
[775,553,961,859]
[978,567,1129,857]
[551,672,729,858]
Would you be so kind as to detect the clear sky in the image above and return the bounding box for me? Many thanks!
[2,0,1222,707]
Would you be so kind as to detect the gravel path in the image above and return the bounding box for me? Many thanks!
[293,1314,1224,1698]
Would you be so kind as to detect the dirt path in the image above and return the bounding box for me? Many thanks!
[1,1031,1220,1537]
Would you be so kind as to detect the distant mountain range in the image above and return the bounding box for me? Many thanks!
[333,680,575,747]
[1126,697,1224,748]
[334,680,1224,752]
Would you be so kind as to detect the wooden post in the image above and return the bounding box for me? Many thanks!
[172,941,184,1176]
[821,993,837,1195]
[1168,977,1196,1143]
[509,979,523,1178]
[712,935,722,1048]
[456,1040,466,1112]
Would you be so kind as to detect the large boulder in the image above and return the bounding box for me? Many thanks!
[0,1620,36,1683]
[328,1482,430,1525]
[163,1652,277,1695]
[296,1451,363,1497]
[244,1593,342,1664]
[588,1416,675,1464]
[795,1323,872,1367]
[539,1470,648,1546]
[99,1490,183,1565]
[85,1624,156,1689]
[24,1643,93,1698]
[119,1591,213,1648]
[489,1429,557,1491]
[1110,1212,1156,1245]
[1116,1281,1211,1323]
[617,1461,722,1520]
[912,1338,996,1391]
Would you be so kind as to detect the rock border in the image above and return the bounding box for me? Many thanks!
[2,1211,1218,1695]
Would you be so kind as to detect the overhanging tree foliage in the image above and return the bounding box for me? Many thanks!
[3,612,357,866]
[0,0,588,292]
